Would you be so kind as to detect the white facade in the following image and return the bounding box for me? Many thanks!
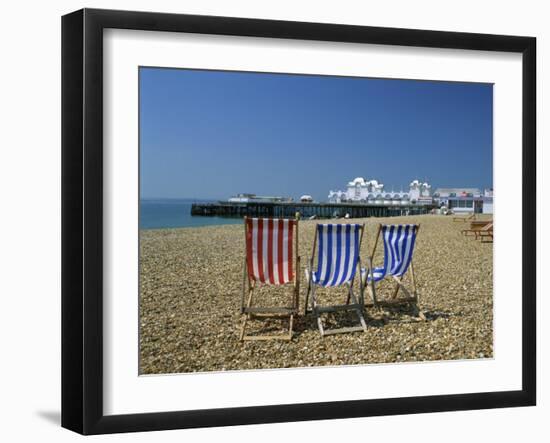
[482,200,494,214]
[433,188,493,214]
[408,179,432,201]
[328,177,432,205]
[482,188,494,214]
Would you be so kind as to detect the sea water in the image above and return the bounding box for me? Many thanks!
[140,199,242,230]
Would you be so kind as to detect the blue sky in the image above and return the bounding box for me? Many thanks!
[140,67,493,201]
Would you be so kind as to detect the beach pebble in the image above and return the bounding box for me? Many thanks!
[139,215,493,374]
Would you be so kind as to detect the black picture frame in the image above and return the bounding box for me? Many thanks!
[61,8,536,435]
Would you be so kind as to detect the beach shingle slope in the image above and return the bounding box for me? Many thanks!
[139,215,493,374]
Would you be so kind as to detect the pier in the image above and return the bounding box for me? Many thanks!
[191,201,436,219]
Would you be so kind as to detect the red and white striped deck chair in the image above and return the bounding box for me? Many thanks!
[240,217,300,341]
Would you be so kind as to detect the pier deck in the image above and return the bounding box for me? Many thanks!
[191,201,435,219]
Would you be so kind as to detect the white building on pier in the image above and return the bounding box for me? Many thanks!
[328,177,433,206]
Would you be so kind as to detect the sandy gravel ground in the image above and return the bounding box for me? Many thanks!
[139,214,493,374]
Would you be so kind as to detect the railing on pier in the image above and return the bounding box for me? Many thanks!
[190,201,435,219]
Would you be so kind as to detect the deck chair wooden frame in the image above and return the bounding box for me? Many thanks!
[461,220,493,236]
[304,223,367,337]
[239,216,300,341]
[362,224,425,320]
[453,213,476,222]
[474,222,494,242]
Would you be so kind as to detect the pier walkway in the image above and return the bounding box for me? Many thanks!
[191,201,435,219]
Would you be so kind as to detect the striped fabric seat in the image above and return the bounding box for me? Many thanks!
[311,224,361,287]
[362,224,418,282]
[245,218,296,285]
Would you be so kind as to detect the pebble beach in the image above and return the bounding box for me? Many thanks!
[139,214,493,374]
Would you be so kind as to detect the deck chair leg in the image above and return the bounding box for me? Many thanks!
[345,277,355,305]
[239,294,252,341]
[389,276,426,322]
[358,262,365,307]
[316,316,325,336]
[366,284,374,305]
[391,276,402,300]
[239,282,255,341]
[316,314,325,337]
[294,256,301,311]
[369,278,379,309]
[311,285,325,337]
[288,315,294,340]
[239,316,248,341]
[308,281,315,312]
[241,258,250,314]
[367,282,387,322]
[239,302,250,341]
[304,274,312,315]
[348,285,368,332]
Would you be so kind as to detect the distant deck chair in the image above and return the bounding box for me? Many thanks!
[474,222,493,242]
[304,223,367,336]
[453,213,476,222]
[240,217,300,341]
[361,224,425,320]
[461,220,493,236]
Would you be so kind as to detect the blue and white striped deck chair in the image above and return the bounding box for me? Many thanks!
[361,224,425,319]
[304,223,368,336]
